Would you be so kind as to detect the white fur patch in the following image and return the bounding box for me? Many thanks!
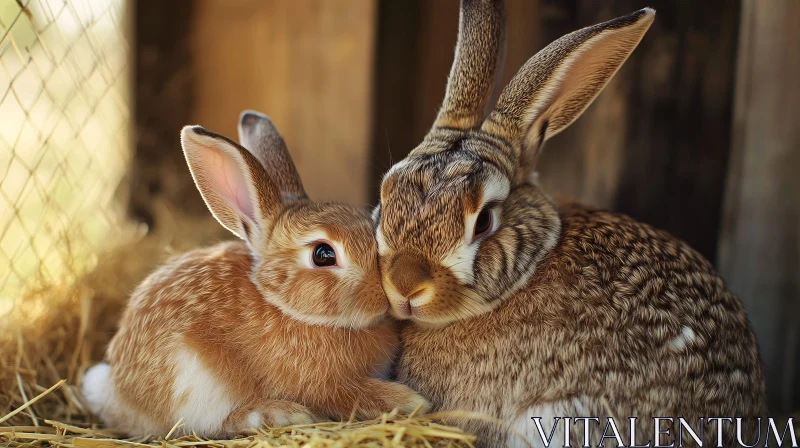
[173,348,234,436]
[371,205,381,224]
[246,411,262,429]
[82,363,114,418]
[408,284,435,307]
[440,243,479,284]
[480,176,510,206]
[376,226,389,257]
[81,362,162,436]
[441,176,509,285]
[669,326,696,351]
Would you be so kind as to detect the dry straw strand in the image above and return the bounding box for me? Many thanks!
[0,379,65,425]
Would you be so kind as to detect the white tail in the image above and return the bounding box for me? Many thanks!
[82,363,113,417]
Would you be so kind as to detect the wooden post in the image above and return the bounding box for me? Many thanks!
[131,0,203,229]
[191,0,377,206]
[718,0,800,412]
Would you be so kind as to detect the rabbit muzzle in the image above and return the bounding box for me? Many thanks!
[383,252,436,319]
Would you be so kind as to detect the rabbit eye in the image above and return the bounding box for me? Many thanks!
[472,208,493,241]
[312,243,337,267]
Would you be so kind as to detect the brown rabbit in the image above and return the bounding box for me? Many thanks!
[374,1,766,446]
[81,111,429,438]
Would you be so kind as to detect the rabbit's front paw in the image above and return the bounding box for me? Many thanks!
[349,378,432,419]
[396,390,431,415]
[238,400,319,430]
[262,403,319,427]
[374,380,431,415]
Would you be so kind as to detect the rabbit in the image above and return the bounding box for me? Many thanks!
[373,1,767,446]
[81,111,429,438]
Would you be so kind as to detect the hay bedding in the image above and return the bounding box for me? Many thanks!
[0,214,481,447]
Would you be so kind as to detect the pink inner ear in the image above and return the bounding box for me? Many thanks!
[204,145,255,221]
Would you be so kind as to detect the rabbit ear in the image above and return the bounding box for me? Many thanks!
[181,125,281,244]
[237,110,307,202]
[431,0,506,132]
[482,8,654,160]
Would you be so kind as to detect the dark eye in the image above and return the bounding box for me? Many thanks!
[312,243,337,267]
[473,208,493,241]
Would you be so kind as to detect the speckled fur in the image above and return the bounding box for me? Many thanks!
[396,205,766,445]
[376,1,766,446]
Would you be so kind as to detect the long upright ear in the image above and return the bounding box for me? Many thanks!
[237,110,307,202]
[431,0,506,132]
[482,8,654,164]
[181,126,281,244]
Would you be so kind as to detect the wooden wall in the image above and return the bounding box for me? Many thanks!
[718,0,800,412]
[133,0,378,223]
[132,0,203,229]
[191,0,377,206]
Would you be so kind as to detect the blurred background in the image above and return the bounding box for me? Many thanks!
[0,0,797,415]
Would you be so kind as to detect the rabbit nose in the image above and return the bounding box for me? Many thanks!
[388,253,433,299]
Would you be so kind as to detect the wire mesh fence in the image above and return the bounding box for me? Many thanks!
[0,0,130,322]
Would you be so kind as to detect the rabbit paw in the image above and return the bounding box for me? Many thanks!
[375,381,432,415]
[396,391,432,415]
[239,400,319,430]
[349,379,432,420]
[262,405,319,427]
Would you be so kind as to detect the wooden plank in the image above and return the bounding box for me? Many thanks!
[131,0,203,229]
[534,0,741,263]
[369,0,461,200]
[369,0,425,200]
[718,0,800,412]
[191,0,377,205]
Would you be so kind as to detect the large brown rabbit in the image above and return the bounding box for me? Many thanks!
[81,111,428,438]
[374,1,767,446]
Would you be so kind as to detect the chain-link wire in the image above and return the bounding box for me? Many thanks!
[0,0,130,320]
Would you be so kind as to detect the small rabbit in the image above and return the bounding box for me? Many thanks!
[375,1,766,446]
[82,111,429,438]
